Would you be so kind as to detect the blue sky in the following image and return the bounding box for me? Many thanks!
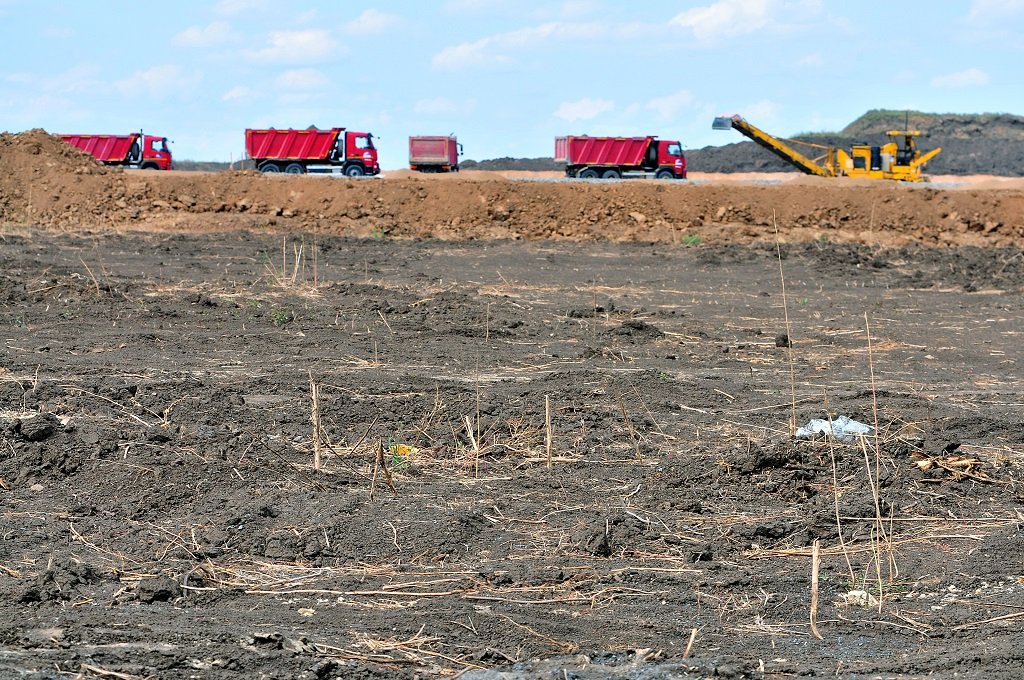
[1,0,1021,165]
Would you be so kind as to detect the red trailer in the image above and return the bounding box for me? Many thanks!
[554,135,686,180]
[245,127,380,176]
[409,135,462,173]
[61,133,172,170]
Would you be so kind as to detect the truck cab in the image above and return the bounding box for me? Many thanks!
[141,135,173,170]
[657,140,686,179]
[344,132,379,176]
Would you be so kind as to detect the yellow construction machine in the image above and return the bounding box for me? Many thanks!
[712,114,942,182]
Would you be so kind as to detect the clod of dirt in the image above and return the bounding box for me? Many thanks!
[243,632,314,655]
[774,333,792,348]
[730,442,798,474]
[17,413,61,442]
[17,561,102,603]
[610,319,663,340]
[136,575,182,603]
[574,513,658,556]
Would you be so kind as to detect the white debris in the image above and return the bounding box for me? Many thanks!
[795,415,872,443]
[838,589,880,607]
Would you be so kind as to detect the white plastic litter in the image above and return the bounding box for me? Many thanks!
[794,415,872,443]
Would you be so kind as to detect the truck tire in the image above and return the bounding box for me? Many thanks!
[601,169,621,180]
[259,162,281,173]
[285,163,305,174]
[655,169,675,180]
[344,164,365,177]
[579,168,599,179]
[140,161,159,170]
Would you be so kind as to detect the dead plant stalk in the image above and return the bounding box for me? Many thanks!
[772,211,798,434]
[810,538,823,640]
[464,415,480,477]
[309,372,323,471]
[545,394,553,468]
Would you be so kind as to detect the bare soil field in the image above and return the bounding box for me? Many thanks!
[1,131,1024,679]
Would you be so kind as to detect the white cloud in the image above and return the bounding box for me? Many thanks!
[553,98,614,122]
[670,0,821,42]
[798,53,823,66]
[275,68,328,90]
[671,0,773,41]
[245,30,340,63]
[414,96,458,115]
[557,1,598,19]
[214,0,268,16]
[743,99,780,120]
[221,85,255,102]
[647,90,695,121]
[433,38,494,69]
[344,8,398,34]
[931,67,990,88]
[41,63,103,94]
[432,21,606,70]
[174,22,235,47]
[41,26,74,39]
[443,0,513,12]
[968,0,1024,22]
[115,65,201,99]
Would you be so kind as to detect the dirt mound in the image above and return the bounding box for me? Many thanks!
[0,129,119,225]
[0,128,110,175]
[461,156,560,171]
[841,110,1024,141]
[2,129,1024,248]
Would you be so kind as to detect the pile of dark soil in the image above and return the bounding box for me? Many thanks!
[461,157,560,171]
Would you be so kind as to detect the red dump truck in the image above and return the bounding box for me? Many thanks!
[555,135,686,179]
[409,135,462,172]
[60,133,173,170]
[245,127,379,176]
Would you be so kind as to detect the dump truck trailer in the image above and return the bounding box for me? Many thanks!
[61,133,173,170]
[245,127,380,176]
[555,135,686,179]
[409,135,462,172]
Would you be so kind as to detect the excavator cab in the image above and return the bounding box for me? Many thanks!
[891,130,921,166]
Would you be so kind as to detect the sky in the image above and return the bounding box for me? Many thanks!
[1,0,1021,166]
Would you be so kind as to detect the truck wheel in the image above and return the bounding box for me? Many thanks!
[655,169,675,180]
[345,165,365,177]
[285,163,305,174]
[601,169,621,180]
[260,162,281,173]
[579,169,599,179]
[140,161,159,170]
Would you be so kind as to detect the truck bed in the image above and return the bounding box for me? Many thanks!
[245,128,342,161]
[61,135,136,163]
[409,136,457,165]
[555,136,654,167]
